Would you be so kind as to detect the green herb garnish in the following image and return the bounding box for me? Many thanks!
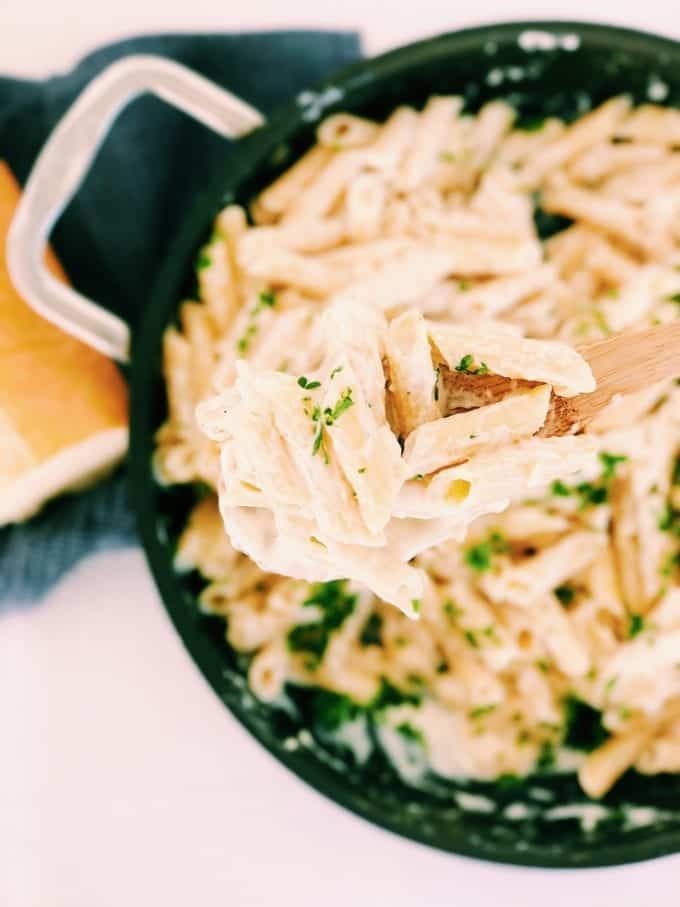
[464,629,479,648]
[258,290,276,308]
[455,354,489,375]
[464,531,508,573]
[673,455,680,486]
[312,690,361,730]
[324,387,354,424]
[599,451,628,481]
[235,288,276,354]
[442,599,463,622]
[563,696,609,752]
[551,480,571,497]
[550,452,626,509]
[396,722,425,745]
[554,584,576,606]
[359,612,383,647]
[537,741,556,770]
[196,252,212,271]
[469,704,497,720]
[297,375,321,390]
[628,613,645,638]
[661,551,680,577]
[287,581,357,668]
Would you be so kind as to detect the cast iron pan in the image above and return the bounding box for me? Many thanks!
[127,21,680,867]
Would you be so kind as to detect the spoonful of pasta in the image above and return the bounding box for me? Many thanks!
[198,303,680,617]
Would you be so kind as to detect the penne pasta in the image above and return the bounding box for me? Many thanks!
[156,96,680,799]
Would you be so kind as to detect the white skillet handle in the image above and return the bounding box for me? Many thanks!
[7,55,265,363]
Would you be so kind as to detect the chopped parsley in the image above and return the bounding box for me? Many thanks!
[536,741,556,770]
[287,581,357,668]
[411,599,422,615]
[324,387,354,424]
[329,365,344,380]
[628,613,645,638]
[236,288,277,354]
[574,482,609,507]
[599,451,628,481]
[464,629,479,648]
[661,550,680,577]
[464,531,508,573]
[550,452,627,509]
[455,354,489,375]
[659,502,680,535]
[258,290,276,308]
[312,689,361,730]
[518,115,547,132]
[461,625,500,649]
[358,467,367,474]
[673,455,680,486]
[442,599,463,622]
[196,252,212,271]
[554,584,576,606]
[667,293,680,305]
[359,612,383,647]
[395,722,425,745]
[551,480,571,497]
[309,677,424,735]
[469,704,497,720]
[311,417,329,463]
[372,678,422,710]
[297,375,321,390]
[563,696,609,752]
[309,387,354,462]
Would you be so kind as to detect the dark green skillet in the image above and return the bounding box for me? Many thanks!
[11,20,680,867]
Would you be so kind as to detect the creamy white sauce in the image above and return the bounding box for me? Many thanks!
[528,786,555,803]
[503,802,534,821]
[518,30,581,53]
[552,747,586,773]
[623,805,671,830]
[454,792,496,814]
[327,715,373,764]
[374,720,430,787]
[545,803,609,833]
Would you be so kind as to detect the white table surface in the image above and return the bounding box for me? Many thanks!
[3,3,680,905]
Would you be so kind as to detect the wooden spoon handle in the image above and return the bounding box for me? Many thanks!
[542,321,680,437]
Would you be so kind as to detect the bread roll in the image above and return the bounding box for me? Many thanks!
[0,161,128,525]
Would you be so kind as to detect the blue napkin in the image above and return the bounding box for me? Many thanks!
[0,31,361,605]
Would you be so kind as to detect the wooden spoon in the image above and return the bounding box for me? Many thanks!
[540,321,680,437]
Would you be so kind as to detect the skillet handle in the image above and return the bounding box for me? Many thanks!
[7,55,264,364]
